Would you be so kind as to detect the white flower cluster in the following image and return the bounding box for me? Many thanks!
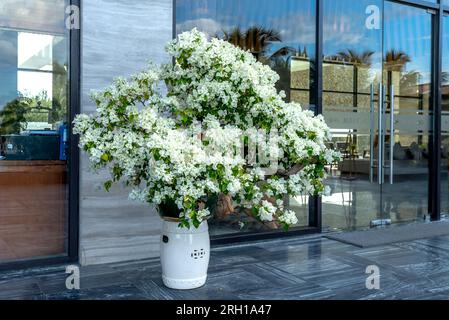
[74,29,340,230]
[259,201,277,222]
[163,29,281,128]
[278,210,299,226]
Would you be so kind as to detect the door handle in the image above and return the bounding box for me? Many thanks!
[389,85,395,185]
[369,84,375,183]
[378,83,383,185]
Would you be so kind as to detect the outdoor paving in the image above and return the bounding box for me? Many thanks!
[1,234,449,300]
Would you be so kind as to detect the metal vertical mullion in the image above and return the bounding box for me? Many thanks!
[314,0,323,116]
[173,0,177,39]
[309,0,323,230]
[430,6,442,221]
[390,85,395,185]
[68,0,81,262]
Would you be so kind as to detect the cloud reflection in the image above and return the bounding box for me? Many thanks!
[0,0,66,34]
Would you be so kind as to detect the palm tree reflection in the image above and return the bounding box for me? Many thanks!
[221,26,281,60]
[384,49,411,72]
[220,26,311,101]
[336,49,374,67]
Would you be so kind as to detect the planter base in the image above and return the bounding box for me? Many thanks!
[160,220,210,290]
[162,274,207,290]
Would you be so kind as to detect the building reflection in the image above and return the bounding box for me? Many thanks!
[177,0,316,235]
[0,0,70,262]
[176,0,438,233]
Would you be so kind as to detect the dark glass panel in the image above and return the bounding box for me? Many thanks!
[322,0,383,231]
[176,0,316,235]
[0,0,70,263]
[382,3,432,225]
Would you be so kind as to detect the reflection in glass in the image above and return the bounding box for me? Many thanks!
[0,0,70,263]
[176,0,316,235]
[381,3,431,226]
[322,0,383,231]
[0,0,67,34]
[322,0,432,231]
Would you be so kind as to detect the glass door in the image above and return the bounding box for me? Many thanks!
[380,1,433,224]
[0,0,71,264]
[322,0,384,230]
[322,0,434,231]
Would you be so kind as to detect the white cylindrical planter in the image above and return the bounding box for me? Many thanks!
[160,219,210,290]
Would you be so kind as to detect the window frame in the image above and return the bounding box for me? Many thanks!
[0,0,80,271]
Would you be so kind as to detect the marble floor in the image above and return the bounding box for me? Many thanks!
[1,233,449,300]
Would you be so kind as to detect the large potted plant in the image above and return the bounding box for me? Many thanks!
[74,29,339,290]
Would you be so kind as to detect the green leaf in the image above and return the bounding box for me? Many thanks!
[84,141,95,151]
[251,207,259,216]
[101,153,110,162]
[192,218,201,229]
[112,166,123,181]
[104,180,113,192]
[178,218,190,229]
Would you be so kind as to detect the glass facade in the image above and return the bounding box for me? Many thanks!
[0,0,70,263]
[2,0,449,267]
[176,0,449,235]
[176,0,315,235]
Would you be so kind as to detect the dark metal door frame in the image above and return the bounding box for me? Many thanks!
[0,0,81,271]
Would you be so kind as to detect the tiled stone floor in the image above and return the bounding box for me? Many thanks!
[1,234,449,300]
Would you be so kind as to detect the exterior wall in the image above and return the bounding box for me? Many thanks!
[79,0,172,265]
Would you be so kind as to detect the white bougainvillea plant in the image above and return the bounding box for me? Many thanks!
[74,29,340,230]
